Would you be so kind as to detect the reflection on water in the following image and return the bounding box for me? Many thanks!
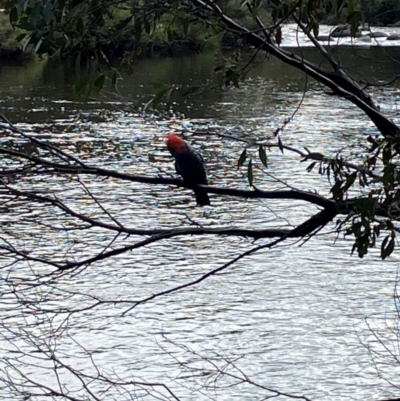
[0,31,400,401]
[2,28,400,123]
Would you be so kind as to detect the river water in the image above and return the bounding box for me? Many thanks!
[0,26,400,401]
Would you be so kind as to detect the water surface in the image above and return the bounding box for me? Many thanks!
[0,31,400,400]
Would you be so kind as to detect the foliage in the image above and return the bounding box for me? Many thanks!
[3,1,208,79]
[368,0,400,24]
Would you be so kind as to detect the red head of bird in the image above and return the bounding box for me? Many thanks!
[166,133,187,156]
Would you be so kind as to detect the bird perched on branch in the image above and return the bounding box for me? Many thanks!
[166,133,210,206]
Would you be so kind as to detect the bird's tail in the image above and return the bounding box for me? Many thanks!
[194,189,210,206]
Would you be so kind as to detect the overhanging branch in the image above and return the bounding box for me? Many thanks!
[191,0,400,137]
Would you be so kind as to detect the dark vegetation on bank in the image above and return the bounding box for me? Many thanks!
[0,46,24,62]
[0,0,400,62]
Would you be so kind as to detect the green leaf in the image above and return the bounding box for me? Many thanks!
[152,88,168,108]
[74,74,89,96]
[330,179,344,199]
[145,20,151,34]
[115,15,133,31]
[311,19,319,38]
[43,1,54,24]
[34,37,43,53]
[135,95,154,109]
[346,11,362,36]
[381,235,395,260]
[306,161,316,172]
[15,33,26,42]
[237,148,247,168]
[336,0,344,14]
[165,86,174,102]
[51,48,61,60]
[251,4,258,19]
[342,171,357,192]
[75,52,81,73]
[167,29,173,43]
[351,241,357,256]
[275,27,282,46]
[381,234,390,253]
[9,6,19,25]
[70,2,86,17]
[258,145,267,167]
[382,144,392,164]
[31,3,42,28]
[278,136,284,153]
[93,74,106,92]
[247,159,253,186]
[348,0,355,14]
